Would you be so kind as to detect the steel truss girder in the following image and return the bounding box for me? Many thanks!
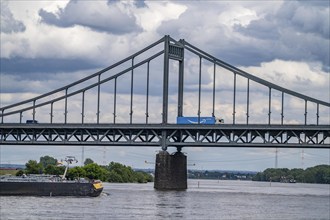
[1,124,329,148]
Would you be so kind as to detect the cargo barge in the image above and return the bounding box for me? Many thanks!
[0,157,103,197]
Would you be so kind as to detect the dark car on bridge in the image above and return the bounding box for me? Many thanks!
[26,120,38,124]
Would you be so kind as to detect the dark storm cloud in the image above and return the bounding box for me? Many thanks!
[133,0,147,8]
[235,1,329,70]
[233,17,280,40]
[297,0,330,8]
[0,57,101,75]
[39,0,142,34]
[158,1,329,71]
[236,1,330,39]
[107,0,147,8]
[275,1,329,39]
[0,1,26,33]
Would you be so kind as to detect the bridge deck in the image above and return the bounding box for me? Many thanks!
[1,123,329,148]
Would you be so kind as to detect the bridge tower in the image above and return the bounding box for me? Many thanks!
[154,36,188,190]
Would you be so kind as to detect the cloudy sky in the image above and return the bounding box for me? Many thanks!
[0,0,329,171]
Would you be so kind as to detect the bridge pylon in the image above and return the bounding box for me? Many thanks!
[154,150,187,190]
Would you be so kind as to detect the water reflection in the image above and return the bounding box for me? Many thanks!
[155,190,187,218]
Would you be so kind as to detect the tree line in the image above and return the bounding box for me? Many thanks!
[188,170,256,180]
[16,155,153,183]
[252,165,330,184]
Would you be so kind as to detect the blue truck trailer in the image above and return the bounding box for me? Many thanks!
[177,117,224,124]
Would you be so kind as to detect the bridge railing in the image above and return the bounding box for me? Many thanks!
[168,36,330,125]
[0,37,166,124]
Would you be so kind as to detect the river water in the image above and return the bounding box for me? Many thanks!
[0,179,329,220]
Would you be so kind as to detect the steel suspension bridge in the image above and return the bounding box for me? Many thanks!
[0,35,329,150]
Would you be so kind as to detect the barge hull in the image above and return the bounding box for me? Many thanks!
[0,182,102,197]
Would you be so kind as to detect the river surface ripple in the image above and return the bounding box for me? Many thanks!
[1,179,329,220]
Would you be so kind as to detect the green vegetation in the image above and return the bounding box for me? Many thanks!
[16,156,153,183]
[253,165,330,184]
[107,162,153,183]
[84,158,94,166]
[39,155,57,167]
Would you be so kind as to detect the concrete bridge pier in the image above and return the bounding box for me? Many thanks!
[154,148,187,190]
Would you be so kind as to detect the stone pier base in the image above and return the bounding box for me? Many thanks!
[154,151,187,190]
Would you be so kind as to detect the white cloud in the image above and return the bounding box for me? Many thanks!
[0,1,26,33]
[1,22,113,64]
[218,6,258,28]
[241,60,330,103]
[135,1,187,31]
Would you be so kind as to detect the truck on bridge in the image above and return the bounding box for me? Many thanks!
[177,116,224,124]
